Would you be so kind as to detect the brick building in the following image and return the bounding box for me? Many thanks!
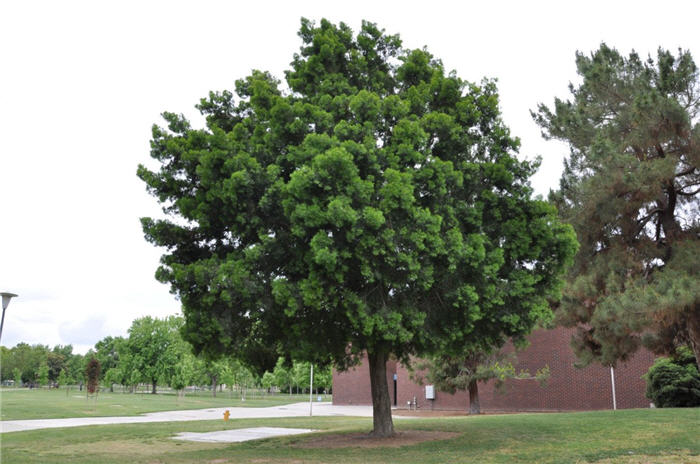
[333,327,656,412]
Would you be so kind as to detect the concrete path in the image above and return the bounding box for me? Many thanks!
[0,402,373,434]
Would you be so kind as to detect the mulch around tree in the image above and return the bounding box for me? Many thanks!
[295,430,460,449]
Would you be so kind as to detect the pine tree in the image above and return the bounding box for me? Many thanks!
[533,45,700,368]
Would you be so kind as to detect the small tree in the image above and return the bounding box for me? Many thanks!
[12,367,22,387]
[416,348,550,414]
[37,363,49,387]
[57,369,69,388]
[645,347,700,407]
[272,358,291,395]
[85,357,101,395]
[170,354,196,400]
[103,367,123,393]
[261,371,275,393]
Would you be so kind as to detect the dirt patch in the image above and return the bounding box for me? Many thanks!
[59,438,227,456]
[296,430,460,449]
[591,451,700,463]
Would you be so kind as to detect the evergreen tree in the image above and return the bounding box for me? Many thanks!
[534,45,700,368]
[139,18,577,436]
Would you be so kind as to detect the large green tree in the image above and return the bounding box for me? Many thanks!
[120,316,188,394]
[534,45,700,369]
[139,18,576,436]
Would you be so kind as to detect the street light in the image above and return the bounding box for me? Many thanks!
[0,292,18,343]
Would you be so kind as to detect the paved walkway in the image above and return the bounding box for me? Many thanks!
[0,402,374,434]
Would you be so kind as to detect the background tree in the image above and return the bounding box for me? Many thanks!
[122,315,187,394]
[57,368,69,389]
[37,362,49,387]
[1,343,49,384]
[47,345,73,383]
[533,45,700,368]
[94,336,124,386]
[416,345,550,414]
[139,18,577,436]
[194,357,230,397]
[66,352,85,387]
[272,358,292,395]
[12,367,22,387]
[169,351,197,398]
[261,371,275,393]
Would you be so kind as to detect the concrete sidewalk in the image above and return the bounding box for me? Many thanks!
[0,402,374,434]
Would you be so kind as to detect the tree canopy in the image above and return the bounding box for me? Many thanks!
[534,45,700,369]
[139,18,577,436]
[119,316,188,394]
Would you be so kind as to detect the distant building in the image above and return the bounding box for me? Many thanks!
[333,327,655,412]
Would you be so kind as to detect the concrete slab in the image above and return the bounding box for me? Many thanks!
[173,427,315,443]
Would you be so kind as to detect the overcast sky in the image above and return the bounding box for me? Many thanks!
[1,0,698,354]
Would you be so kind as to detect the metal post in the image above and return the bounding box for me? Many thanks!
[610,366,617,410]
[309,364,314,416]
[0,292,18,344]
[0,307,6,343]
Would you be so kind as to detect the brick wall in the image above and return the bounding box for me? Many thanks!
[332,358,396,406]
[333,327,655,411]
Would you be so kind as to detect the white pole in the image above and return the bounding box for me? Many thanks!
[309,364,314,416]
[610,366,617,410]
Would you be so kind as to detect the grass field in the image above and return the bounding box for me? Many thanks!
[1,408,698,463]
[0,388,327,420]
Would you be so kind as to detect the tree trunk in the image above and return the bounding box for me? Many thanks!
[211,374,218,398]
[468,380,480,415]
[151,381,157,394]
[688,306,700,371]
[367,350,394,437]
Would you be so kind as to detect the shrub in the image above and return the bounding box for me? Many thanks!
[645,347,700,407]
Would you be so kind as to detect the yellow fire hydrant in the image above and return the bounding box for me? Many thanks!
[223,410,230,421]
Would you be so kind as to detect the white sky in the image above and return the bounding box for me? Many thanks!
[1,0,698,354]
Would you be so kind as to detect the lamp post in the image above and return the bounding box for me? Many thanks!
[0,292,18,344]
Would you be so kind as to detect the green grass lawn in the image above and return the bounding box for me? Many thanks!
[0,387,326,420]
[1,408,698,463]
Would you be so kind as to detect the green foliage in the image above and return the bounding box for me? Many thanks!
[419,350,549,393]
[139,16,577,372]
[169,352,196,392]
[261,371,275,390]
[272,357,291,391]
[119,315,188,393]
[94,336,124,381]
[262,357,332,393]
[645,347,700,407]
[138,18,577,434]
[103,367,123,389]
[12,367,22,386]
[416,347,549,413]
[57,369,69,387]
[37,363,49,386]
[0,343,49,383]
[534,44,700,368]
